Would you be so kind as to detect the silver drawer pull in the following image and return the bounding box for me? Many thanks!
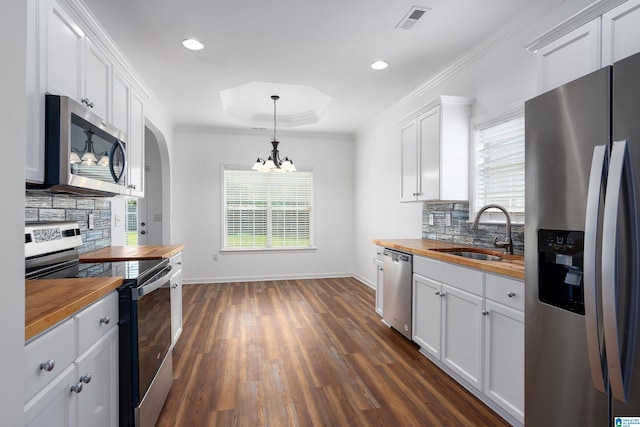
[507,292,516,298]
[80,374,91,384]
[99,316,111,325]
[70,383,83,394]
[39,360,55,372]
[482,310,490,316]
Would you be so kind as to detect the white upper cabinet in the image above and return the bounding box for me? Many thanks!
[531,0,640,94]
[399,96,472,202]
[602,0,640,64]
[26,0,148,196]
[46,1,84,101]
[536,19,601,93]
[84,37,111,121]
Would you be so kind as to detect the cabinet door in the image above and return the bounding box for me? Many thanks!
[602,0,640,65]
[171,270,183,346]
[127,88,145,196]
[441,284,484,390]
[111,68,130,135]
[484,299,524,423]
[25,365,78,427]
[75,328,118,427]
[400,120,418,202]
[26,0,45,183]
[537,19,601,93]
[375,259,384,316]
[84,38,111,121]
[47,0,84,100]
[417,106,440,201]
[412,274,442,358]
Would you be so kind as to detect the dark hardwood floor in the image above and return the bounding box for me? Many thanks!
[156,277,509,427]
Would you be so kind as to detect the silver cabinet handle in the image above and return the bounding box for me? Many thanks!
[482,310,489,316]
[39,360,55,372]
[80,374,91,384]
[81,98,94,108]
[100,316,110,325]
[507,292,516,298]
[177,262,182,266]
[70,383,83,394]
[434,291,441,296]
[584,143,608,395]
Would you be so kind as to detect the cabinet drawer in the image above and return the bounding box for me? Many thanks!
[25,318,75,402]
[486,274,524,311]
[76,292,118,355]
[170,252,183,271]
[414,255,484,296]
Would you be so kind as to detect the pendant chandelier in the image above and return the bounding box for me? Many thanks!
[252,95,296,172]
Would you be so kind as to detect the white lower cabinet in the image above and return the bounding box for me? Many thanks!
[412,255,524,426]
[375,257,384,316]
[441,284,484,390]
[484,299,524,423]
[170,252,184,346]
[24,292,119,427]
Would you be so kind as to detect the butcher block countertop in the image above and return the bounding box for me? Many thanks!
[373,238,524,280]
[25,277,123,341]
[79,244,185,261]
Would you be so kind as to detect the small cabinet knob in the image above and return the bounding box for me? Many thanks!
[507,292,516,298]
[482,310,490,316]
[80,374,92,384]
[140,230,146,235]
[70,383,83,394]
[39,360,55,372]
[100,316,110,325]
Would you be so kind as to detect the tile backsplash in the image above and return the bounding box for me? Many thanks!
[422,202,524,255]
[25,191,111,253]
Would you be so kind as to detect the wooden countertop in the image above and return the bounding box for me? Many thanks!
[25,277,123,341]
[373,239,524,280]
[79,244,185,261]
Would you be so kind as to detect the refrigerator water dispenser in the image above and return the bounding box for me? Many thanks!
[538,229,585,314]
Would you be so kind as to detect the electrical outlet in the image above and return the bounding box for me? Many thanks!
[88,213,94,230]
[212,254,218,262]
[445,212,451,226]
[428,214,434,226]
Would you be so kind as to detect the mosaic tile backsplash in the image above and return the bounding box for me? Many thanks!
[25,191,111,253]
[422,202,524,255]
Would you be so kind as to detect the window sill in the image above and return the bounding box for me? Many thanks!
[220,247,318,254]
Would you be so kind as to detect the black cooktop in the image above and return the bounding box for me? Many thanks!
[28,258,168,284]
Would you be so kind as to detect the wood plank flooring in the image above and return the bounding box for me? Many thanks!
[156,278,509,427]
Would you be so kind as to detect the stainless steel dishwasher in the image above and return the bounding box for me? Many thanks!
[382,248,413,340]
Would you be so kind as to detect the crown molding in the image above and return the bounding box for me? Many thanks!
[525,0,628,52]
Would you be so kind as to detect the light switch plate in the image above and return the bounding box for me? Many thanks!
[445,212,451,226]
[428,214,434,226]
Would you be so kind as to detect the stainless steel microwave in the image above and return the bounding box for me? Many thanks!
[43,94,128,196]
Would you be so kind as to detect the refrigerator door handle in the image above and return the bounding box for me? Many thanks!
[584,144,608,394]
[602,139,640,404]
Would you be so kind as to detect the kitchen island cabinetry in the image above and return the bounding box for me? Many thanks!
[399,96,472,202]
[25,292,118,427]
[412,254,524,426]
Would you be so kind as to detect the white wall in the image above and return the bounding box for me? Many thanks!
[1,0,27,424]
[353,0,594,287]
[173,129,354,283]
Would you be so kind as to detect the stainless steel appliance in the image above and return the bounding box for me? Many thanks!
[382,248,413,340]
[525,52,640,426]
[25,221,174,427]
[41,94,128,196]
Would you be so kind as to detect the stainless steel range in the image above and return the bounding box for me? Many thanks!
[25,221,174,427]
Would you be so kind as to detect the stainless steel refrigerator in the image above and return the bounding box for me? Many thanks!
[525,51,640,426]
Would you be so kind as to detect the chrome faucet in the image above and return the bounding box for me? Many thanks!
[471,204,513,255]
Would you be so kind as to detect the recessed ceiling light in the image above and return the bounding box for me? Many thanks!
[371,61,389,70]
[182,39,204,51]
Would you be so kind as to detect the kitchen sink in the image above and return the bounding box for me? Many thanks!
[431,247,505,262]
[445,251,503,262]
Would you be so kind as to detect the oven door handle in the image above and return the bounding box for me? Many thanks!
[132,266,173,301]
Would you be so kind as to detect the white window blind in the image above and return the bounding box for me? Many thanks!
[223,169,313,250]
[474,115,525,222]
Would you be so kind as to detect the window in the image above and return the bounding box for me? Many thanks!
[473,113,525,223]
[223,168,314,250]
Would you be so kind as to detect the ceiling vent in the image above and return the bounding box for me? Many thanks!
[395,6,430,30]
